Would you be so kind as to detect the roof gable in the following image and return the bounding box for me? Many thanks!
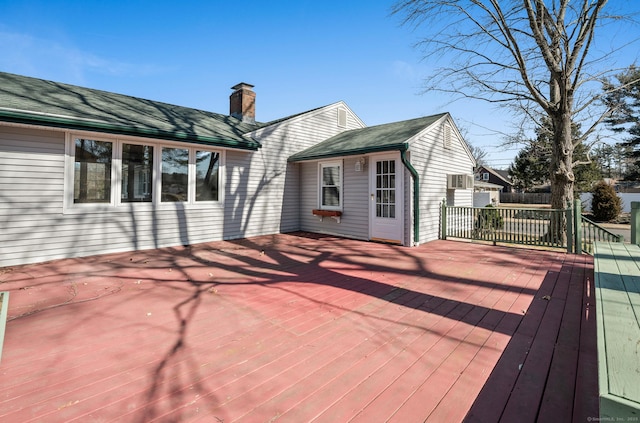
[288,113,447,162]
[478,165,513,185]
[250,101,365,138]
[0,72,262,150]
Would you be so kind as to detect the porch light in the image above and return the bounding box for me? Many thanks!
[355,157,366,172]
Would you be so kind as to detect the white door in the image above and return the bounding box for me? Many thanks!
[369,153,404,244]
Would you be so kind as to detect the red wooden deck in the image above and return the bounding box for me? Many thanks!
[0,233,597,422]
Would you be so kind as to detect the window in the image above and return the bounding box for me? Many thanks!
[196,150,220,201]
[68,135,222,208]
[122,144,153,202]
[319,161,342,209]
[74,139,112,203]
[161,147,189,202]
[482,172,489,181]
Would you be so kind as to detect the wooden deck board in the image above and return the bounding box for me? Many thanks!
[594,242,640,419]
[0,234,597,422]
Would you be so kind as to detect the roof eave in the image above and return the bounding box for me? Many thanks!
[0,110,261,151]
[288,143,408,162]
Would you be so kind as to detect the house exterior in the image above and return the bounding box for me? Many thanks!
[0,72,474,267]
[476,165,514,193]
[290,114,475,245]
[473,180,503,206]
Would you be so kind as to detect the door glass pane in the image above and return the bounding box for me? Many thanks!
[74,139,112,203]
[375,159,396,219]
[196,151,220,201]
[161,147,188,202]
[122,144,153,202]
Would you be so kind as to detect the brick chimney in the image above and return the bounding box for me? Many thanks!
[230,83,256,124]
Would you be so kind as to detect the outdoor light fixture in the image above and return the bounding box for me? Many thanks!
[355,157,366,172]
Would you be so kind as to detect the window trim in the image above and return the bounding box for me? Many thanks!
[318,160,343,211]
[64,132,225,213]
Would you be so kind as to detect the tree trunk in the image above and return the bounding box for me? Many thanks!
[549,110,574,245]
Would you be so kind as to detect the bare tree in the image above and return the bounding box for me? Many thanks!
[393,0,634,243]
[467,142,489,168]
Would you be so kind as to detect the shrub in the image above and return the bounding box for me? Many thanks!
[591,181,622,222]
[475,204,504,231]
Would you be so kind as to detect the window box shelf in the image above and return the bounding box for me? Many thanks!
[312,209,342,223]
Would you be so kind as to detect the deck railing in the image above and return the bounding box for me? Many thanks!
[442,205,570,249]
[440,200,624,254]
[579,215,623,254]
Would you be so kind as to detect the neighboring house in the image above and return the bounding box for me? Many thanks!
[473,180,503,206]
[0,72,475,267]
[476,165,514,193]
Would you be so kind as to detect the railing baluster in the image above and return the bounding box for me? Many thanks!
[441,205,621,253]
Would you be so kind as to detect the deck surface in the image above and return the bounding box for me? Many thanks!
[593,242,640,419]
[0,233,597,422]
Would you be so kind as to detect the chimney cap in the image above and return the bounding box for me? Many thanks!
[231,82,254,91]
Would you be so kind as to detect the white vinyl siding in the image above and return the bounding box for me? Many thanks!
[299,156,369,240]
[223,103,364,241]
[0,102,364,267]
[409,116,474,244]
[0,126,228,267]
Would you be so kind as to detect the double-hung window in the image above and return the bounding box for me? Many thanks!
[68,135,223,208]
[319,161,342,210]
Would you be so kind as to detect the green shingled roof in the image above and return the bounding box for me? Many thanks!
[288,113,447,162]
[0,72,262,150]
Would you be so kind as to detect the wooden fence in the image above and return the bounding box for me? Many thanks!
[500,192,551,204]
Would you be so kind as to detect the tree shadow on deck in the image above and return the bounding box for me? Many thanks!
[1,233,595,422]
[463,253,598,423]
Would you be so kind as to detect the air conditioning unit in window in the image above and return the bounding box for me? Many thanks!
[448,174,474,189]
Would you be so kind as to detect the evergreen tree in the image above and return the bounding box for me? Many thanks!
[509,118,601,194]
[604,66,640,179]
[591,181,622,222]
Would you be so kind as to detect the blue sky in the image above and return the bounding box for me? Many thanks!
[1,1,639,169]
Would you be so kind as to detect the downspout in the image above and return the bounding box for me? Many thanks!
[400,148,420,245]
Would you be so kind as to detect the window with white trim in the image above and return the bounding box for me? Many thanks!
[122,143,153,202]
[74,139,113,203]
[68,135,222,207]
[195,150,220,201]
[319,161,342,210]
[161,147,189,202]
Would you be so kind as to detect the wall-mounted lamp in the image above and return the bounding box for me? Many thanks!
[355,157,366,172]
